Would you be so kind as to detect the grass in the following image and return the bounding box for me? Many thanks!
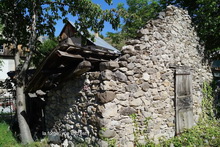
[0,121,49,147]
[1,120,220,147]
[0,122,20,147]
[1,119,220,147]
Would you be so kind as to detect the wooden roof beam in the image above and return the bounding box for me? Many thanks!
[57,50,84,59]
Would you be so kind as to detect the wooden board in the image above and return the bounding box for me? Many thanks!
[60,23,77,41]
[175,68,193,134]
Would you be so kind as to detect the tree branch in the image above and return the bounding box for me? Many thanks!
[43,1,67,6]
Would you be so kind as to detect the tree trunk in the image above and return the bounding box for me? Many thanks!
[14,49,34,144]
[13,0,37,143]
[16,81,34,144]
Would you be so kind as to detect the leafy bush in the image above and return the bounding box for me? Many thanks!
[159,120,220,147]
[158,81,220,147]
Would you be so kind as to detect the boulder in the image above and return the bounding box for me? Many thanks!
[48,132,61,144]
[99,129,116,138]
[97,91,116,104]
[101,70,113,80]
[121,45,136,55]
[99,61,119,71]
[126,84,139,92]
[130,98,143,107]
[119,107,136,116]
[115,70,128,82]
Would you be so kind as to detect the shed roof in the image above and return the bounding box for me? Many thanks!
[25,21,120,93]
[66,20,120,54]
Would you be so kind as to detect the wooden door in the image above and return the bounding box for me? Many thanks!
[175,68,193,134]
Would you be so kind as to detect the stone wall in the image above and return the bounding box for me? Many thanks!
[45,73,103,146]
[45,5,212,147]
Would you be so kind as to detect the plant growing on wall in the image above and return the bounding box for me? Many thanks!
[201,81,215,120]
[130,114,154,146]
[201,81,220,120]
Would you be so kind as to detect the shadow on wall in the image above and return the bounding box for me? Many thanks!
[45,73,103,145]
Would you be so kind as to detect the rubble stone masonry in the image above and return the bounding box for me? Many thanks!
[45,5,212,147]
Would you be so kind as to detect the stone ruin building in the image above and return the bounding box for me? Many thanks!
[26,5,212,147]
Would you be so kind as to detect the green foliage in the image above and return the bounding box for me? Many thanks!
[127,81,220,147]
[159,120,220,147]
[39,39,57,55]
[120,0,161,39]
[105,32,126,50]
[0,0,121,71]
[0,0,120,45]
[100,127,117,147]
[107,0,220,57]
[201,81,215,120]
[0,0,31,46]
[160,0,220,59]
[130,113,140,145]
[130,114,154,146]
[23,139,49,147]
[38,39,58,55]
[159,81,220,147]
[103,138,117,147]
[0,22,4,40]
[0,22,5,71]
[195,0,220,53]
[32,39,58,67]
[202,80,220,119]
[0,0,121,143]
[0,122,20,147]
[106,0,161,49]
[0,121,49,147]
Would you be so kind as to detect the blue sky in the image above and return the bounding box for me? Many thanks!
[54,0,127,36]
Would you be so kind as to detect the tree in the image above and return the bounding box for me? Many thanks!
[32,38,58,67]
[107,0,220,57]
[0,23,4,40]
[0,0,120,144]
[160,0,220,59]
[119,0,161,38]
[0,23,3,71]
[106,0,161,49]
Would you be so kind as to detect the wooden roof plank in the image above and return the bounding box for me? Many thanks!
[57,50,84,59]
[26,42,119,93]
